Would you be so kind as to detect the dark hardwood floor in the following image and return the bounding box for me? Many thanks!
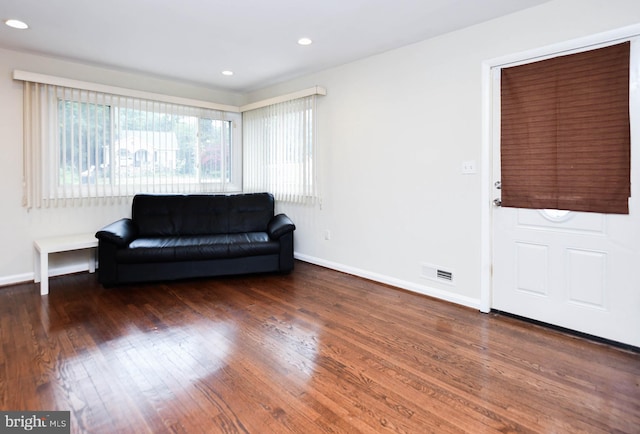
[1,261,638,433]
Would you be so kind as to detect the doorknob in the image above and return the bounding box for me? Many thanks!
[493,198,502,207]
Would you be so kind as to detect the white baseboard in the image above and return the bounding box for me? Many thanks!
[2,254,482,312]
[0,263,96,288]
[0,272,34,287]
[294,253,482,311]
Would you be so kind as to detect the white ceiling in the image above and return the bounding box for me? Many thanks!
[0,0,549,93]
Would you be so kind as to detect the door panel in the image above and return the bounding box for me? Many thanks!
[492,38,640,347]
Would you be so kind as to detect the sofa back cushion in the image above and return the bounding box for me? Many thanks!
[227,192,276,233]
[132,193,274,236]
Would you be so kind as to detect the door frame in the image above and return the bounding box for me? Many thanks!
[480,23,640,313]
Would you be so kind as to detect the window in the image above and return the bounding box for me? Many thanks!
[243,95,317,204]
[22,82,241,208]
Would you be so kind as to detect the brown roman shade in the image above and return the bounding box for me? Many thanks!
[500,42,630,214]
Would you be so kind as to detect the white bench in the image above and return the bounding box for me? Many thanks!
[34,233,98,295]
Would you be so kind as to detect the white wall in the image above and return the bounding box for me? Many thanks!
[247,0,640,308]
[2,0,640,308]
[0,48,242,285]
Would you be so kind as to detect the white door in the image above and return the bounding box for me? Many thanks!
[491,38,640,348]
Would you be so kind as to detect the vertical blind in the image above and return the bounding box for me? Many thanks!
[243,95,317,204]
[22,82,239,209]
[500,41,631,214]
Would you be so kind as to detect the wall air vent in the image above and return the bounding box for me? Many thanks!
[437,269,453,281]
[421,263,455,286]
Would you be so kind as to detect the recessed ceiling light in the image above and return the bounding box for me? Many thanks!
[221,70,234,76]
[297,38,313,46]
[5,19,29,30]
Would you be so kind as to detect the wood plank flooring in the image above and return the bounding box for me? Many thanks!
[1,261,638,433]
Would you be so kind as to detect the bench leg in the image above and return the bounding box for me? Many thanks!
[40,251,49,295]
[34,247,41,283]
[89,248,96,274]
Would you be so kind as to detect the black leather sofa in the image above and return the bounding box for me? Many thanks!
[95,192,295,286]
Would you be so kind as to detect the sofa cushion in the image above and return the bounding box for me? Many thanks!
[132,193,275,237]
[226,232,280,257]
[133,194,228,237]
[227,193,275,234]
[116,233,279,264]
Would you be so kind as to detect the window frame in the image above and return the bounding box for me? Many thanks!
[17,70,325,209]
[22,78,242,208]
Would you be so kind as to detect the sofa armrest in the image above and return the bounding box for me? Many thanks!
[267,214,296,239]
[95,218,139,248]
